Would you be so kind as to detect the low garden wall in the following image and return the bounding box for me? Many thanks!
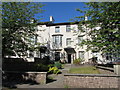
[3,71,47,84]
[64,74,120,88]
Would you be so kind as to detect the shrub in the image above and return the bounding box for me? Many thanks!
[49,60,55,64]
[48,66,61,74]
[73,58,81,65]
[54,62,62,69]
[48,64,54,68]
[64,85,69,88]
[34,63,49,71]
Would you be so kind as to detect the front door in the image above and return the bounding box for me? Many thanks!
[68,54,71,63]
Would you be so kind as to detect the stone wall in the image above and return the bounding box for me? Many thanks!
[64,74,120,88]
[23,72,47,84]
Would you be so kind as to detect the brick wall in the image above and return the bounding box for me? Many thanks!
[64,74,120,88]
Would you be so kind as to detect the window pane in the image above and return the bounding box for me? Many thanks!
[55,27,60,33]
[66,38,71,46]
[79,51,84,59]
[52,35,62,48]
[60,36,62,47]
[66,25,71,32]
[55,36,59,45]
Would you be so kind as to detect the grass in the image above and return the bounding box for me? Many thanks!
[69,66,100,74]
[64,85,69,88]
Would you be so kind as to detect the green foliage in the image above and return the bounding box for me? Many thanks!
[48,66,61,74]
[48,64,54,68]
[54,62,62,69]
[73,58,82,65]
[35,63,49,71]
[2,2,44,57]
[64,85,69,88]
[76,2,120,58]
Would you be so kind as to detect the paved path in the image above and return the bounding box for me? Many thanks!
[16,64,71,88]
[16,74,64,88]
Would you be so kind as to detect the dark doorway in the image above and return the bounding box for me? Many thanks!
[67,54,71,63]
[55,52,60,61]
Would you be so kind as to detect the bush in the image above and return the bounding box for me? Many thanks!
[48,66,61,74]
[34,63,49,72]
[49,60,55,64]
[54,62,62,69]
[48,64,54,68]
[73,58,81,65]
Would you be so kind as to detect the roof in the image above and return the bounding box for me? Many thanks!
[52,34,63,36]
[37,21,79,26]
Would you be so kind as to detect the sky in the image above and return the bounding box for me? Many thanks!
[35,2,87,23]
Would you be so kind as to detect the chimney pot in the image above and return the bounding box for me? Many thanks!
[85,16,88,21]
[50,16,55,22]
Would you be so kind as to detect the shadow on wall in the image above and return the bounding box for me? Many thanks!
[2,57,49,89]
[46,76,57,84]
[2,72,39,89]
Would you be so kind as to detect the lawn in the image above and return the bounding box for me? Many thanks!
[69,66,100,74]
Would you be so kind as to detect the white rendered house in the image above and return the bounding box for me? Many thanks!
[33,16,106,64]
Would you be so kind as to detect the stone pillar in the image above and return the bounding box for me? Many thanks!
[35,72,47,84]
[114,65,120,75]
[24,72,47,84]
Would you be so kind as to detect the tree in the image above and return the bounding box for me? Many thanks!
[2,2,44,57]
[76,2,120,59]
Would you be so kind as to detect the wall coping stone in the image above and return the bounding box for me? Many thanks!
[3,71,47,74]
[96,66,114,71]
[64,74,120,77]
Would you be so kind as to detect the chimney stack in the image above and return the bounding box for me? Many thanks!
[50,16,55,22]
[85,16,88,21]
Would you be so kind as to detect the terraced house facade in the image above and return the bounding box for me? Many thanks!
[32,16,105,64]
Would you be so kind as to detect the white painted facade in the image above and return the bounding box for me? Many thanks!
[34,16,105,64]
